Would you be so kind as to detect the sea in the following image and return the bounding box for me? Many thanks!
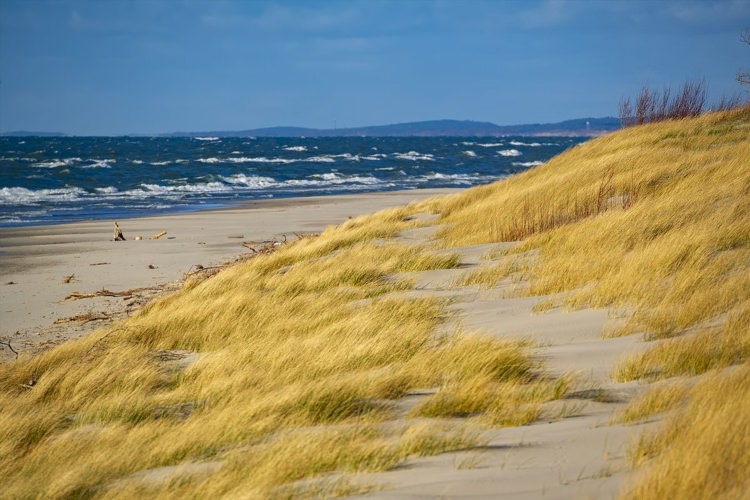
[0,136,586,227]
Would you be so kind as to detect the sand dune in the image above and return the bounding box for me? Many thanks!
[0,189,460,360]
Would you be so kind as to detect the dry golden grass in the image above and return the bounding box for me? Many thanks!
[623,364,750,499]
[0,203,551,498]
[613,379,691,424]
[453,251,534,289]
[416,106,750,498]
[429,106,750,344]
[411,373,569,427]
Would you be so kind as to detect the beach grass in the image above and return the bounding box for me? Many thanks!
[418,105,750,497]
[430,107,749,343]
[0,202,550,497]
[624,364,750,499]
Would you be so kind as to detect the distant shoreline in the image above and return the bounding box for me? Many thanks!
[1,117,620,138]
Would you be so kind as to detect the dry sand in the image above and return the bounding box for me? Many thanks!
[0,189,459,360]
[344,227,656,499]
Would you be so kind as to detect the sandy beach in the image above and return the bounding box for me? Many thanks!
[0,188,460,361]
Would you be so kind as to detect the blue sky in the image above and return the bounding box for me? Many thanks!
[1,0,748,135]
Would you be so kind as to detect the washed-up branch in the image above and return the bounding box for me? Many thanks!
[0,338,18,359]
[64,286,161,301]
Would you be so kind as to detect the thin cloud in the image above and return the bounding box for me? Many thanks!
[520,0,571,29]
[666,0,749,24]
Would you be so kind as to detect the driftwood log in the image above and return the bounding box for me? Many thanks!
[64,286,159,301]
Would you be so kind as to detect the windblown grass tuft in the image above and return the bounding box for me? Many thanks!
[622,365,750,499]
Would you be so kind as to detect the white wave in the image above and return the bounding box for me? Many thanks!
[0,156,37,162]
[283,175,380,187]
[33,160,67,168]
[80,159,115,169]
[303,156,337,163]
[461,141,477,146]
[131,160,144,165]
[95,186,119,194]
[512,161,544,167]
[376,167,395,171]
[150,161,171,166]
[497,149,522,157]
[197,157,222,164]
[418,173,480,185]
[283,145,307,152]
[0,216,24,224]
[509,140,542,147]
[194,136,219,141]
[141,181,231,194]
[33,157,82,168]
[226,156,293,164]
[394,151,435,161]
[476,143,504,148]
[220,174,276,188]
[0,186,87,205]
[463,150,477,157]
[309,172,341,180]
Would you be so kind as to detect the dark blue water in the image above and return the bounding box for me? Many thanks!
[0,136,585,226]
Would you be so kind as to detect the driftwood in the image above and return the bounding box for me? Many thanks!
[149,231,167,240]
[64,286,159,301]
[241,234,290,254]
[0,339,18,359]
[184,264,224,279]
[54,312,111,325]
[113,222,126,241]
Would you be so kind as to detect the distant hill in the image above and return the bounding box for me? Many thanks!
[166,117,620,138]
[1,117,621,138]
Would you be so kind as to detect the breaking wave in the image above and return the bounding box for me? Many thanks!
[497,149,522,157]
[393,151,435,161]
[0,186,88,205]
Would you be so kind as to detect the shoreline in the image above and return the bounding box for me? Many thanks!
[0,188,461,361]
[0,187,461,230]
